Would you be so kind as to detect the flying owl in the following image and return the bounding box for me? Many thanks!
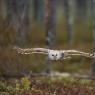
[13,46,95,60]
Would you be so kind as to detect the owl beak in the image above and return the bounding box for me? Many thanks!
[54,56,57,60]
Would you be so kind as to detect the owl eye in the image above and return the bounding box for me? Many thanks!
[61,53,64,58]
[52,54,54,56]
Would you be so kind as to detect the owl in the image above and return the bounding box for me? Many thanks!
[48,50,64,60]
[13,46,94,60]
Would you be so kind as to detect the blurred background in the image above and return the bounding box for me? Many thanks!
[0,0,94,77]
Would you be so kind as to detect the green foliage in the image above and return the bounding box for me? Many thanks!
[15,83,20,92]
[79,79,92,85]
[15,77,31,92]
[20,77,30,90]
[0,81,7,92]
[0,77,94,95]
[0,81,15,94]
[6,86,15,94]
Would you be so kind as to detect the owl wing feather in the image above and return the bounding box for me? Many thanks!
[13,46,49,54]
[61,50,94,58]
[13,47,95,59]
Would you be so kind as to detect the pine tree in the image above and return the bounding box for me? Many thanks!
[92,0,95,75]
[44,0,56,73]
[6,0,29,47]
[63,0,74,47]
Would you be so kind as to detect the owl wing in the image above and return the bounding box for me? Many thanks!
[61,50,94,58]
[13,46,49,55]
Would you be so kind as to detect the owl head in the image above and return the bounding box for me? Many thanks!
[48,50,64,60]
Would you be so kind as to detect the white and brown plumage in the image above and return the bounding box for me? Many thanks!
[13,46,95,60]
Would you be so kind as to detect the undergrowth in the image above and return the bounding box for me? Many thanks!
[0,76,95,95]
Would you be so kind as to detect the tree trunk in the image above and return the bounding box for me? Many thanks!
[63,0,74,47]
[92,0,95,75]
[44,0,56,73]
[0,0,7,19]
[76,0,86,18]
[87,0,92,18]
[6,0,29,47]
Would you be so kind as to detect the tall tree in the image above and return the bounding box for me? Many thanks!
[33,0,39,21]
[76,0,87,18]
[6,0,29,47]
[33,0,44,23]
[92,0,95,75]
[0,0,6,19]
[38,0,44,23]
[44,0,56,73]
[63,0,74,47]
[87,0,92,18]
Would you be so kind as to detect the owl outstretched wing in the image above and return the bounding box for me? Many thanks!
[13,46,95,60]
[61,50,95,58]
[13,46,49,55]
